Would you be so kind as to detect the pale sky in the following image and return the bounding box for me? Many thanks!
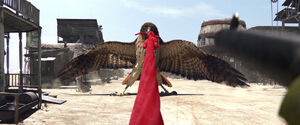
[7,0,286,73]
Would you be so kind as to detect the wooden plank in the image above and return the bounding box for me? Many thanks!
[60,86,77,89]
[0,7,5,93]
[42,95,66,104]
[0,92,20,96]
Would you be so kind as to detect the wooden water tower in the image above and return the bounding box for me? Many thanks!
[197,18,246,47]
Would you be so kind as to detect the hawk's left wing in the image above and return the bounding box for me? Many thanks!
[159,40,248,87]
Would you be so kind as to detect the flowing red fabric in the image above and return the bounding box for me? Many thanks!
[129,31,164,125]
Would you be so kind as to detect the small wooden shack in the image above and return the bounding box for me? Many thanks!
[57,19,104,44]
[26,43,81,85]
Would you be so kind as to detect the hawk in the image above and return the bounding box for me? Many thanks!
[58,22,249,95]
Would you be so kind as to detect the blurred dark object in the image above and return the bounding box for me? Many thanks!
[215,30,300,86]
[215,14,300,125]
[279,76,300,125]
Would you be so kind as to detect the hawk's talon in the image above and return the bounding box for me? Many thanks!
[111,91,128,96]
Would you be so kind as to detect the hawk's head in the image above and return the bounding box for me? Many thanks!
[138,22,162,43]
[140,22,159,35]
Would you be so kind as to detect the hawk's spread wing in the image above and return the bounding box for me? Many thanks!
[159,40,248,87]
[59,41,136,80]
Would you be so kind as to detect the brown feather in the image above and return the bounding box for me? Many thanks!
[58,41,136,80]
[159,40,249,87]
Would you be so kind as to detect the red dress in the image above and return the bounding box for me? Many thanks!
[129,31,164,125]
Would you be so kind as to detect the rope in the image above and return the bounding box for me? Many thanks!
[277,0,279,32]
[271,0,274,32]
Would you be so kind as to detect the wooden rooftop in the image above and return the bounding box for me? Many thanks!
[282,0,300,8]
[1,0,40,33]
[275,0,300,23]
[57,19,101,44]
[57,19,99,37]
[283,0,293,6]
[274,8,300,23]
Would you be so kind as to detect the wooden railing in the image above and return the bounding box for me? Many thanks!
[5,73,37,87]
[0,0,40,25]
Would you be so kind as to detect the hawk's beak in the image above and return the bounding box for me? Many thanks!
[147,27,151,33]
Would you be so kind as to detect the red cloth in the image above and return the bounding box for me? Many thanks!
[129,31,164,125]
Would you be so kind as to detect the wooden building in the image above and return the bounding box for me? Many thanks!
[26,43,89,85]
[0,0,42,123]
[0,0,41,92]
[27,19,109,87]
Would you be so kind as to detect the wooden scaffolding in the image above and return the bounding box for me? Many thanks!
[274,0,300,30]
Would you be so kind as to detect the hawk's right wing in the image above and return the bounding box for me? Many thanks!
[58,41,136,80]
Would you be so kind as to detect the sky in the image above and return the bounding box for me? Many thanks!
[7,0,287,73]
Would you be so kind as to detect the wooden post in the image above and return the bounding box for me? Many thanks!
[0,7,5,93]
[5,33,9,89]
[38,29,42,109]
[14,94,19,124]
[16,0,19,15]
[282,21,285,32]
[19,32,23,93]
